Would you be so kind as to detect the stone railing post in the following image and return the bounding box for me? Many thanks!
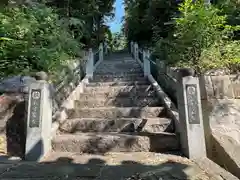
[104,42,108,55]
[99,43,104,62]
[177,69,206,159]
[86,48,94,79]
[143,49,150,77]
[130,41,133,54]
[158,61,166,74]
[25,72,52,161]
[134,42,139,61]
[131,41,134,57]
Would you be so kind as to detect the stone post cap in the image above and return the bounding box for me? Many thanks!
[178,68,195,78]
[34,71,48,81]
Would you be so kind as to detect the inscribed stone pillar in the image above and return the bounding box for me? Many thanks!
[25,80,52,161]
[177,69,206,159]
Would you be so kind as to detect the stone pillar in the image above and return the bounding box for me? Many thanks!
[158,61,166,74]
[143,49,150,77]
[177,68,206,159]
[104,42,108,55]
[86,48,94,79]
[134,43,139,61]
[131,42,134,57]
[130,41,133,54]
[25,73,52,161]
[99,43,104,62]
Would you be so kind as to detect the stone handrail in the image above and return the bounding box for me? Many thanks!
[0,41,108,160]
[130,41,240,178]
[130,41,207,160]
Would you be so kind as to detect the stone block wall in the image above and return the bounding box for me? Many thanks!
[0,94,26,157]
[200,75,240,178]
[200,75,240,100]
[0,52,88,157]
[154,60,240,177]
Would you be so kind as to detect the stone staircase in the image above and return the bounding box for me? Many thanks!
[0,53,237,180]
[51,53,180,154]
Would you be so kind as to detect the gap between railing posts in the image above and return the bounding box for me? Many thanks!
[130,41,151,77]
[86,42,107,79]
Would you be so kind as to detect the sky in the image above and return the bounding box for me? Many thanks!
[107,0,124,33]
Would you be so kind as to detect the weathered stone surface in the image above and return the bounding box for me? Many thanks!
[52,53,180,164]
[86,80,149,87]
[206,99,240,143]
[0,94,26,157]
[95,60,143,74]
[75,96,162,108]
[59,118,173,133]
[205,68,230,76]
[211,131,240,178]
[52,132,179,153]
[80,90,156,99]
[199,74,240,100]
[70,107,165,119]
[202,99,240,178]
[195,157,239,180]
[211,75,234,99]
[230,75,240,99]
[95,67,143,74]
[84,85,153,94]
[90,75,146,82]
[0,76,36,93]
[199,75,214,100]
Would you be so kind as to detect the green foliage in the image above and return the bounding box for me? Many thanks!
[0,0,116,79]
[47,0,115,47]
[124,0,179,46]
[125,0,240,73]
[0,4,81,78]
[111,32,127,51]
[156,0,240,73]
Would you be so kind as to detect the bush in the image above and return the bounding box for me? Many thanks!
[156,0,240,73]
[0,4,82,79]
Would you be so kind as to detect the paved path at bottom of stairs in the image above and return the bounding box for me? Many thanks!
[0,152,236,180]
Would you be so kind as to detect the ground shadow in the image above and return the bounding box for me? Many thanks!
[0,155,194,180]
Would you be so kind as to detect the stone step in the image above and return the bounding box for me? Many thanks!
[68,107,165,119]
[94,72,144,76]
[59,118,174,133]
[94,71,143,75]
[86,80,150,87]
[80,89,156,99]
[75,96,162,108]
[52,132,179,153]
[97,60,140,66]
[90,75,146,82]
[95,66,143,71]
[84,85,154,94]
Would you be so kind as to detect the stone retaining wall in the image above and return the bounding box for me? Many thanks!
[156,61,240,101]
[0,53,88,157]
[200,75,240,100]
[154,60,240,178]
